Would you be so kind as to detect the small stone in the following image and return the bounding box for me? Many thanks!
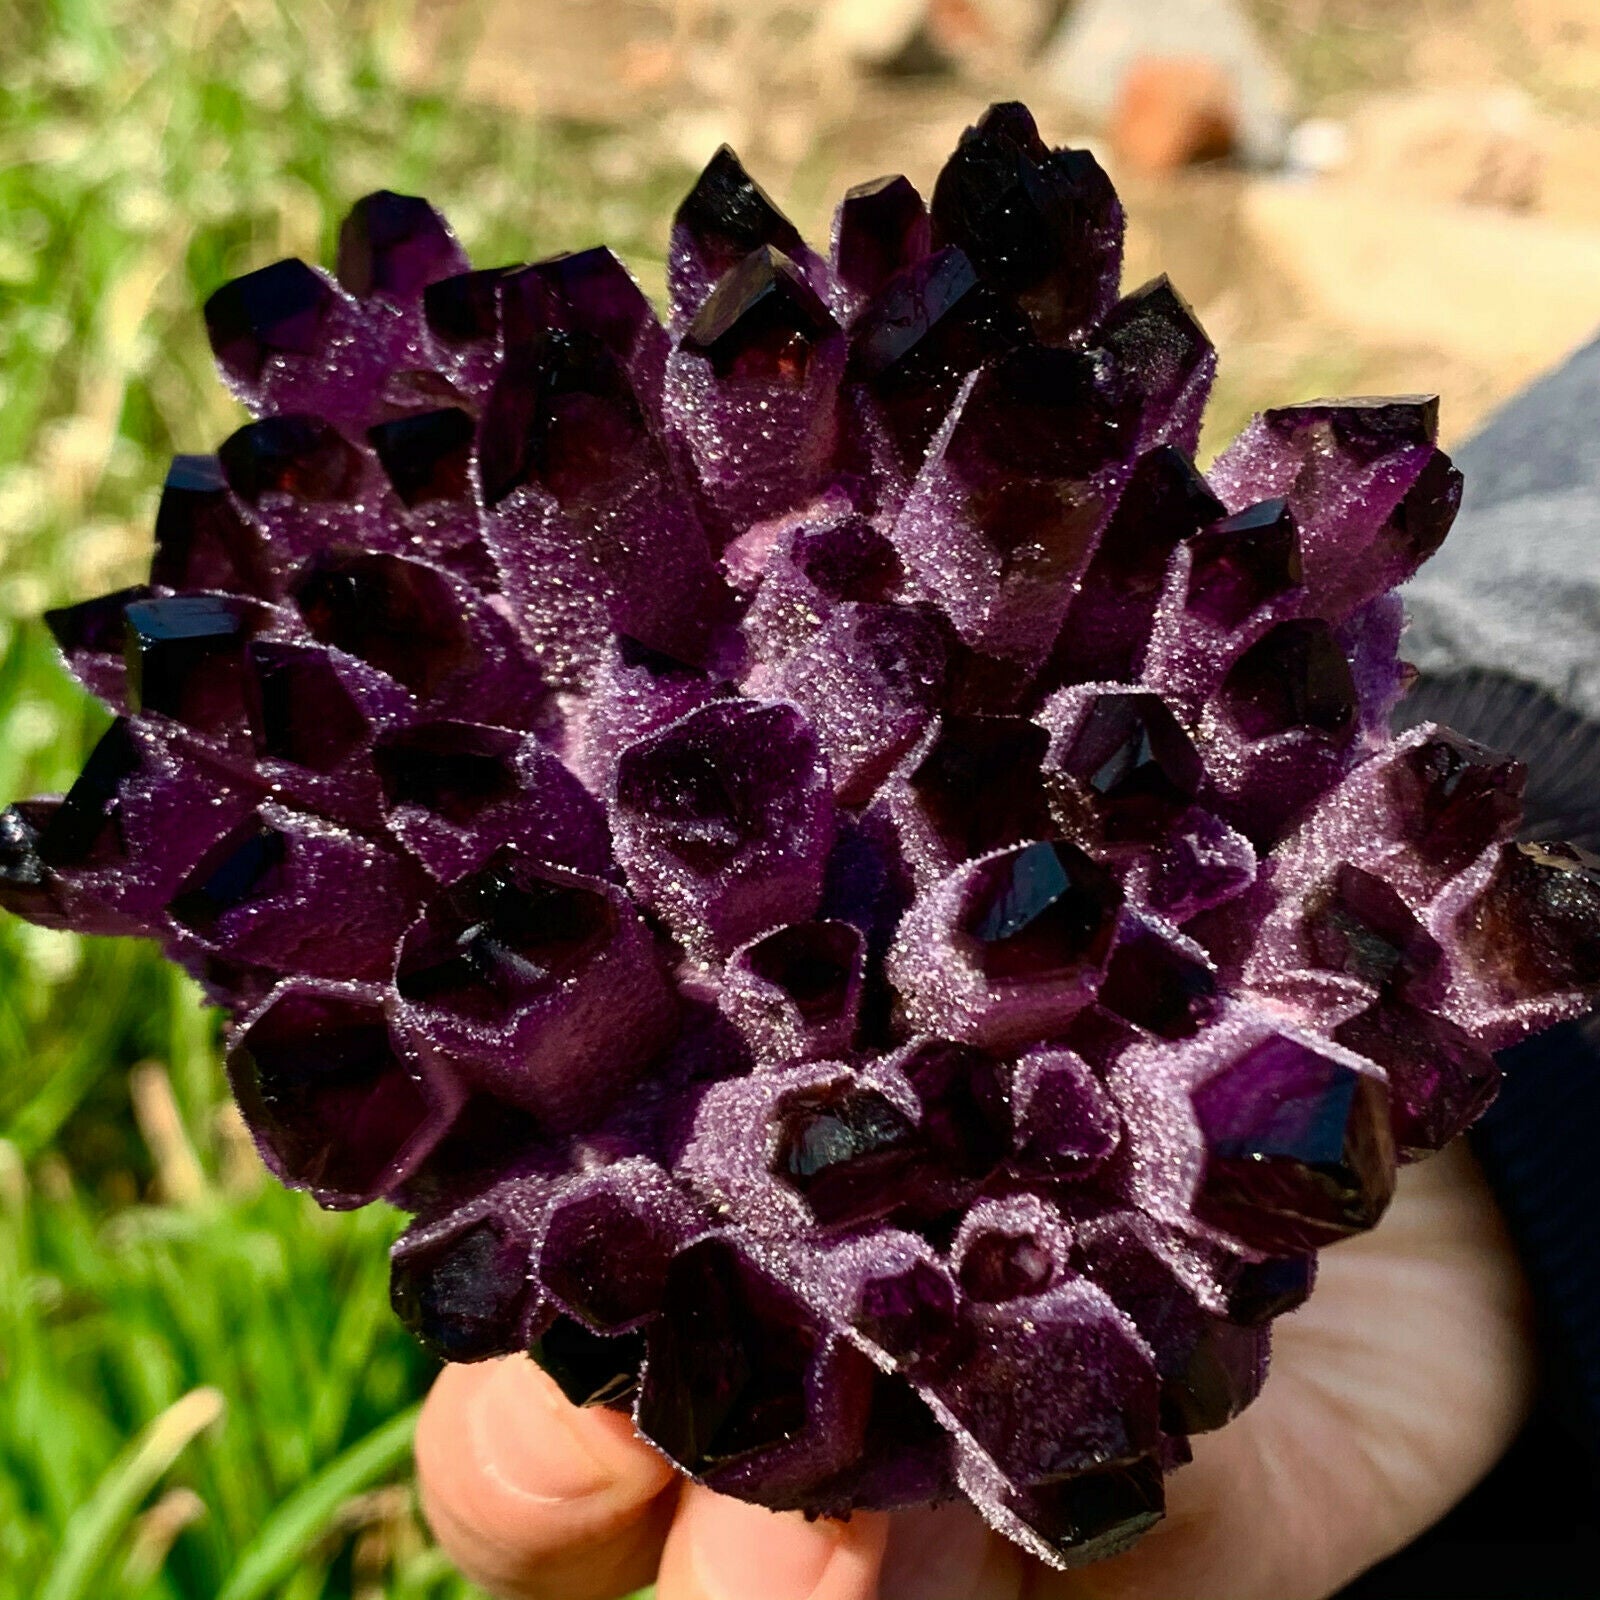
[1098,927,1217,1038]
[930,101,1123,344]
[218,414,362,503]
[1054,692,1204,841]
[1011,1050,1120,1177]
[336,191,466,300]
[292,552,475,697]
[909,715,1055,861]
[123,595,262,737]
[368,407,476,506]
[1217,619,1357,740]
[1306,863,1443,1000]
[1109,57,1238,174]
[834,175,931,301]
[391,1218,533,1361]
[770,1080,920,1227]
[531,1317,646,1408]
[958,841,1124,983]
[1192,1034,1396,1253]
[681,247,838,384]
[246,644,370,773]
[204,258,335,383]
[149,454,271,594]
[1185,499,1302,628]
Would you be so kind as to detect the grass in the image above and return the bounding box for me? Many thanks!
[0,1,687,1593]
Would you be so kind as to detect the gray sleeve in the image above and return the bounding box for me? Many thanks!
[1401,329,1600,722]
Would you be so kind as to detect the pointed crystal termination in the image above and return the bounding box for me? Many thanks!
[1098,927,1217,1039]
[847,246,1030,467]
[245,643,370,773]
[1045,445,1224,687]
[1052,693,1204,843]
[44,586,151,707]
[681,246,838,383]
[204,257,336,384]
[218,414,363,504]
[1185,500,1303,629]
[424,266,516,346]
[1217,620,1358,741]
[531,1317,647,1408]
[833,175,931,302]
[1192,1034,1397,1253]
[638,1237,821,1475]
[670,145,809,316]
[228,984,455,1208]
[1096,278,1216,454]
[959,841,1123,983]
[292,552,475,698]
[149,454,271,595]
[1334,996,1498,1158]
[1391,729,1525,875]
[930,101,1124,345]
[1466,840,1600,996]
[909,715,1055,862]
[336,191,467,301]
[36,719,141,870]
[611,699,835,954]
[368,407,475,506]
[745,920,861,1025]
[391,1215,536,1362]
[1004,1456,1165,1566]
[1305,863,1444,1002]
[123,595,263,738]
[770,1080,920,1227]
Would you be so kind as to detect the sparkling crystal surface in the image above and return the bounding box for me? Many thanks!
[7,105,1598,1569]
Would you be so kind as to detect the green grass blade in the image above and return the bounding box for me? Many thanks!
[38,1386,224,1600]
[215,1402,422,1600]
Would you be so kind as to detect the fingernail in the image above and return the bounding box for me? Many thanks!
[685,1491,844,1600]
[468,1356,615,1503]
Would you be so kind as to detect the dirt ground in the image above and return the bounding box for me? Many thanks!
[411,0,1600,454]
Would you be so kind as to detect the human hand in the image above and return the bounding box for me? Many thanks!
[415,1139,1533,1600]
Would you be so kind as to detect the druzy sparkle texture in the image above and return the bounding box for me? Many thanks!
[8,104,1600,1567]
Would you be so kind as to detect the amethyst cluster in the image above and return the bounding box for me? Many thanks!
[7,102,1600,1566]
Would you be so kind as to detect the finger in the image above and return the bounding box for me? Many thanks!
[656,1483,889,1600]
[881,1502,1026,1600]
[1043,1142,1534,1600]
[416,1354,678,1600]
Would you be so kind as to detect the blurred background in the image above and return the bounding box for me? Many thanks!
[2,1,1597,1595]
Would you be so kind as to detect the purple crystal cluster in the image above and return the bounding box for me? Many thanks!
[7,103,1600,1566]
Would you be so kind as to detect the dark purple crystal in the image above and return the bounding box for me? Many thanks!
[959,842,1123,983]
